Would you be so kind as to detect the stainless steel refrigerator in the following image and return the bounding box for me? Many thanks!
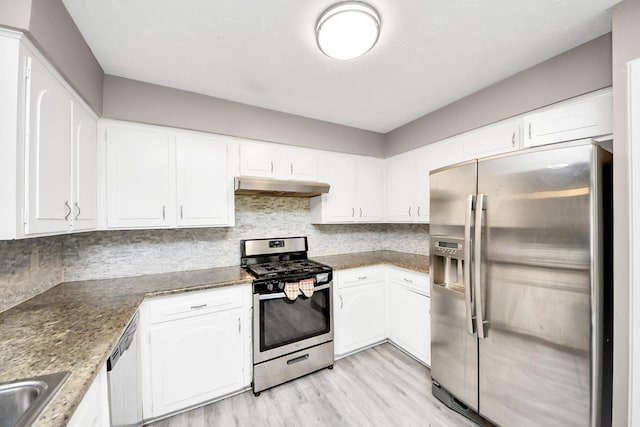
[429,140,612,427]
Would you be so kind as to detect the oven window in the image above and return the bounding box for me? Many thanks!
[260,288,330,352]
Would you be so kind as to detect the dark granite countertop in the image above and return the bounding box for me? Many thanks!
[0,251,428,426]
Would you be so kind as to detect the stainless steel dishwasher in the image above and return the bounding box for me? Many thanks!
[107,311,142,427]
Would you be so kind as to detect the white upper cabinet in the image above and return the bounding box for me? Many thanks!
[459,117,520,161]
[239,141,318,180]
[0,30,98,239]
[176,135,232,227]
[101,121,234,230]
[105,125,172,229]
[24,53,73,235]
[22,40,98,237]
[72,102,98,231]
[523,89,612,147]
[310,153,383,223]
[385,140,463,224]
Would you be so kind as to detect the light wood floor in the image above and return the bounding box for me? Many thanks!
[150,343,476,427]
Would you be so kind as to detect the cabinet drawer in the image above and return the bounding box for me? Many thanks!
[387,267,430,296]
[336,266,385,288]
[147,286,245,324]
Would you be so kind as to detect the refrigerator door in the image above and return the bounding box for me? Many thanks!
[476,144,597,426]
[429,160,479,411]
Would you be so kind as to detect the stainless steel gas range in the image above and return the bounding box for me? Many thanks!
[241,236,334,395]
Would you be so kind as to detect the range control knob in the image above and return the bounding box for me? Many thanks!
[266,282,274,292]
[278,282,285,290]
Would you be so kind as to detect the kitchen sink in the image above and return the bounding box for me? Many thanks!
[0,371,70,427]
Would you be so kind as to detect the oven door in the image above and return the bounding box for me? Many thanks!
[253,282,333,364]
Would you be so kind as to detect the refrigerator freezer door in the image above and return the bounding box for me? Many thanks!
[476,144,596,426]
[430,160,479,411]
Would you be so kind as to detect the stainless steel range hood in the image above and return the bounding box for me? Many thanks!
[234,176,330,197]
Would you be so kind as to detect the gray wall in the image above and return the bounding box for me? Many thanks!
[0,0,31,29]
[385,34,613,157]
[103,76,387,157]
[28,0,104,114]
[0,0,104,114]
[611,1,640,425]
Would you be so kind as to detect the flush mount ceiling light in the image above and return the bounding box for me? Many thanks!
[316,2,381,60]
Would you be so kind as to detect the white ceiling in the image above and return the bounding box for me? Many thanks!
[61,0,619,133]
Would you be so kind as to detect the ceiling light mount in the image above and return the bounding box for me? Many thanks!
[316,2,381,60]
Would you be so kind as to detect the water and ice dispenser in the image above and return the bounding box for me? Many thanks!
[431,237,466,292]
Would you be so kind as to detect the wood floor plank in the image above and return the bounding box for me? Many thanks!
[150,343,476,427]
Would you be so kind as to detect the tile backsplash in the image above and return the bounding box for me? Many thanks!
[1,196,429,312]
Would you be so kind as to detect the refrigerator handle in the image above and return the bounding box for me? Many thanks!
[464,194,475,335]
[474,193,488,339]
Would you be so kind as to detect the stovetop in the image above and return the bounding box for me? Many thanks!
[246,259,332,279]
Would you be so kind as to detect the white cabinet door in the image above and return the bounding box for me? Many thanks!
[384,153,414,222]
[335,267,386,356]
[523,89,612,147]
[288,148,318,181]
[356,157,383,222]
[460,118,520,161]
[311,154,383,224]
[176,135,230,227]
[239,143,280,177]
[67,364,110,427]
[24,54,72,235]
[71,101,97,231]
[336,282,386,356]
[105,127,172,228]
[148,309,245,418]
[388,283,431,365]
[317,154,358,222]
[239,142,318,180]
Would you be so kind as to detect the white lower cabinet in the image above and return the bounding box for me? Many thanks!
[387,268,431,365]
[335,266,431,366]
[67,364,110,427]
[140,285,251,421]
[334,266,386,356]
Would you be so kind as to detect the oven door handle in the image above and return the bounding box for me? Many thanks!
[257,283,331,300]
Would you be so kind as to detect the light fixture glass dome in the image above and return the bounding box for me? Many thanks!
[316,2,381,60]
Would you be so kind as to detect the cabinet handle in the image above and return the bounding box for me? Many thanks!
[270,161,274,173]
[238,317,241,333]
[190,304,207,309]
[290,164,293,175]
[528,123,532,139]
[64,201,71,221]
[408,206,411,217]
[74,202,81,220]
[417,206,421,217]
[339,295,343,309]
[359,207,363,218]
[162,205,166,220]
[358,276,368,280]
[352,208,355,217]
[512,132,516,147]
[403,278,414,283]
[180,206,184,220]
